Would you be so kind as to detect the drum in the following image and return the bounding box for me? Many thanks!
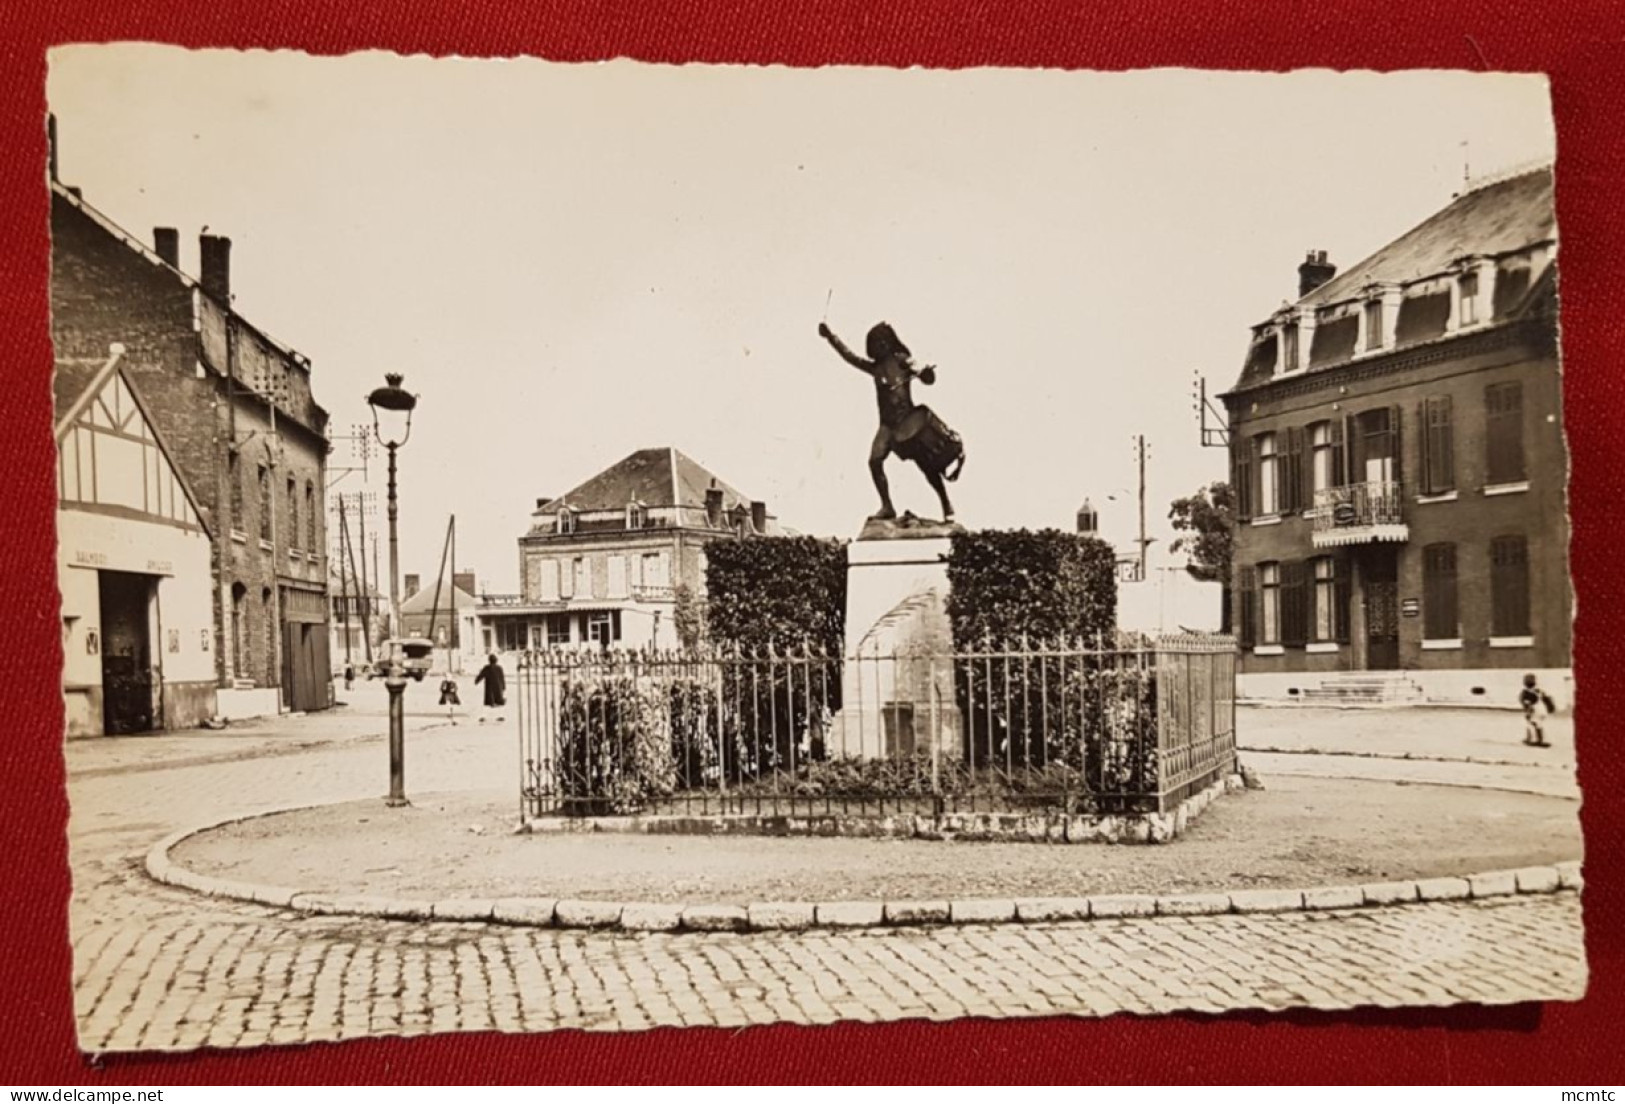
[893,405,965,479]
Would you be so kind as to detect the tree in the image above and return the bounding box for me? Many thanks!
[1168,481,1235,586]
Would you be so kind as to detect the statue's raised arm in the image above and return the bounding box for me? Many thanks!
[818,322,874,374]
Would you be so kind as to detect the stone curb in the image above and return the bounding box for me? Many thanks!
[145,813,1585,936]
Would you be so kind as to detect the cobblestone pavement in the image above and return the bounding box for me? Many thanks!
[67,710,1588,1053]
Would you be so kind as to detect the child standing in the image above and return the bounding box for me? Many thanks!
[1520,672,1556,747]
[438,676,461,724]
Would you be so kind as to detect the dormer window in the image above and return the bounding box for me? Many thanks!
[1279,323,1300,375]
[557,506,577,535]
[1459,270,1480,326]
[626,502,647,530]
[1363,299,1385,351]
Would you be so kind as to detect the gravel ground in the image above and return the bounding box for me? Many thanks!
[172,772,1581,905]
[1237,704,1577,767]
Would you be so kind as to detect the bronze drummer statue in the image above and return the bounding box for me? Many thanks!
[818,320,965,523]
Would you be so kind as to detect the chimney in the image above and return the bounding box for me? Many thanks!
[199,233,232,304]
[153,228,179,268]
[705,486,725,528]
[404,573,420,598]
[453,571,476,596]
[750,501,767,534]
[1297,250,1336,298]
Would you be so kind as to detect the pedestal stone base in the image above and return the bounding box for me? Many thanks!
[832,534,963,760]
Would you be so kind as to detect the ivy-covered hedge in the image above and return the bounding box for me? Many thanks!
[945,529,1118,648]
[704,536,847,653]
[556,674,721,814]
[704,536,848,771]
[945,529,1123,770]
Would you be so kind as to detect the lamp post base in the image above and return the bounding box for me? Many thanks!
[385,673,408,807]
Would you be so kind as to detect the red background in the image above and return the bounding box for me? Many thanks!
[3,0,1622,1084]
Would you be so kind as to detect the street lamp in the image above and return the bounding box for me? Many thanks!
[367,373,418,807]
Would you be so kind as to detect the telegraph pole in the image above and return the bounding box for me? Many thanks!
[1135,434,1149,580]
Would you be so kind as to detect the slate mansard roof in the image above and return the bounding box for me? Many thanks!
[1229,164,1557,395]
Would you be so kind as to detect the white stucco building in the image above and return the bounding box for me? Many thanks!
[56,347,218,736]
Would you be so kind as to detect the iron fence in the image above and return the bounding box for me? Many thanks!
[516,634,1236,822]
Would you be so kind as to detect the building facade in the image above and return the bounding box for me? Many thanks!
[475,448,782,654]
[1222,166,1570,706]
[51,167,334,719]
[56,348,219,737]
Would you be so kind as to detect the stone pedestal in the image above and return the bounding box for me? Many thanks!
[832,529,964,760]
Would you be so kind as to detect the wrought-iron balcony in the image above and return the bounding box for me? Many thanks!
[1310,481,1408,547]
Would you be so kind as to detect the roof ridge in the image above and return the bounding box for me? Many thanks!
[1459,157,1554,198]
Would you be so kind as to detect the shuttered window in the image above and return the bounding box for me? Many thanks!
[1422,543,1459,640]
[1485,382,1526,485]
[1490,535,1531,637]
[1237,567,1257,648]
[1420,396,1455,495]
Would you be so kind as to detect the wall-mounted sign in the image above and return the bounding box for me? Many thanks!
[146,560,173,574]
[1401,598,1420,618]
[73,550,109,567]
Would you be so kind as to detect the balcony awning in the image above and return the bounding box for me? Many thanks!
[1312,525,1409,548]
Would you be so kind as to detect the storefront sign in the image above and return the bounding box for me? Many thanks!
[73,549,109,567]
[146,559,173,574]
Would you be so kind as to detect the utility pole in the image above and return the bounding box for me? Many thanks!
[1135,434,1149,581]
[449,513,459,672]
[356,495,373,646]
[338,505,353,666]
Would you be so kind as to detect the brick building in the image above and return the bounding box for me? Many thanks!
[51,160,334,718]
[1222,164,1570,706]
[400,571,478,656]
[475,447,783,653]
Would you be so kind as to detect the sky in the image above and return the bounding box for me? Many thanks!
[46,47,1556,593]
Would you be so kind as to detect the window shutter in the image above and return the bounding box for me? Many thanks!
[1233,443,1253,521]
[1299,424,1315,510]
[1282,561,1308,647]
[1437,395,1455,492]
[1388,404,1404,489]
[1237,566,1257,648]
[1283,427,1303,514]
[1334,560,1351,643]
[1491,534,1531,637]
[1330,418,1346,487]
[1418,401,1432,495]
[1343,414,1360,484]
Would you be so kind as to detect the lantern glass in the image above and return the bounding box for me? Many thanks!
[370,403,411,447]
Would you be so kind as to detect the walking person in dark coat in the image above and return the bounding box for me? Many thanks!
[474,654,506,724]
